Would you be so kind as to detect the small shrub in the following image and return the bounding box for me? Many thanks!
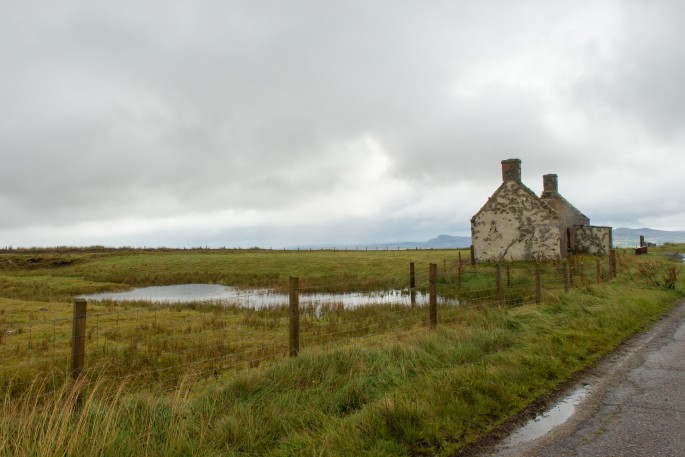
[665,266,678,289]
[636,261,678,289]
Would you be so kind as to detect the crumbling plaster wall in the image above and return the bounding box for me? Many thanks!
[471,181,561,261]
[573,225,612,255]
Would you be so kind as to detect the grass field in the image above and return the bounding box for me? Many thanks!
[0,247,683,456]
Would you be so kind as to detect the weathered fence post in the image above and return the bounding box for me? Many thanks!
[563,261,569,292]
[596,259,601,283]
[71,298,87,408]
[71,298,87,381]
[457,251,463,289]
[470,245,475,266]
[535,262,542,304]
[496,264,504,307]
[609,249,617,279]
[429,263,437,329]
[289,277,299,357]
[410,262,416,306]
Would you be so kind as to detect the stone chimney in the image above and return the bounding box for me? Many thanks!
[501,158,522,182]
[543,174,558,193]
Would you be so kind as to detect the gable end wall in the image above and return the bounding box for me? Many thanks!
[471,181,561,261]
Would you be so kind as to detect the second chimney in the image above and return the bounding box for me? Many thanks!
[502,158,522,182]
[543,174,558,193]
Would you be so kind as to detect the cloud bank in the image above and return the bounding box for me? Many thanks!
[1,0,684,247]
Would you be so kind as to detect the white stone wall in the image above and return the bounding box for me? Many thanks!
[472,181,561,261]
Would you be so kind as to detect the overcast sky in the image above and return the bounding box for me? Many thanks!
[1,0,684,248]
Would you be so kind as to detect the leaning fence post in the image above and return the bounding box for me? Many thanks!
[496,264,504,307]
[429,263,437,329]
[535,262,542,304]
[563,261,569,292]
[71,298,87,381]
[289,277,299,357]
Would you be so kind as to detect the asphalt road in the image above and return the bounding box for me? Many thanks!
[480,297,685,457]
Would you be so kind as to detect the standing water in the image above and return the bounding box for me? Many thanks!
[497,384,592,449]
[82,284,453,309]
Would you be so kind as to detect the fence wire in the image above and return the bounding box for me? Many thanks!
[1,255,624,400]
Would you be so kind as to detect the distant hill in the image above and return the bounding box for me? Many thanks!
[613,228,685,247]
[289,228,685,251]
[289,234,471,250]
[422,234,471,248]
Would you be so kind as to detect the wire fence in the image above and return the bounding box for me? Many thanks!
[1,251,621,403]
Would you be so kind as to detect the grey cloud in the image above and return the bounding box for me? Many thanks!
[1,1,684,245]
[574,0,685,138]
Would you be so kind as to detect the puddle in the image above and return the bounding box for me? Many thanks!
[500,384,591,448]
[82,284,453,309]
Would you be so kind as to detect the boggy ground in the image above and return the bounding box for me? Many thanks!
[0,248,683,456]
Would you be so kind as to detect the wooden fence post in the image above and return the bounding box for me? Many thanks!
[470,245,475,266]
[457,252,463,290]
[596,259,601,283]
[535,262,541,304]
[71,298,87,381]
[609,249,617,279]
[429,263,437,329]
[568,255,574,288]
[496,264,503,307]
[289,277,299,357]
[410,262,416,306]
[563,261,569,292]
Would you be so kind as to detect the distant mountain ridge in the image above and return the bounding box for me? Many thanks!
[289,234,471,250]
[422,234,471,248]
[613,228,685,247]
[289,228,685,250]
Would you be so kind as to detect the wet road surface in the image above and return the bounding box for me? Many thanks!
[481,297,685,457]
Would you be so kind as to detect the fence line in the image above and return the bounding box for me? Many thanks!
[1,254,628,403]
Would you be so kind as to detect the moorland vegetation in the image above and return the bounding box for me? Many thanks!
[0,246,682,456]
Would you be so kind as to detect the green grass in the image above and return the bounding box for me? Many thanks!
[0,248,682,456]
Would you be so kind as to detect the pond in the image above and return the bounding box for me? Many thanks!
[82,284,450,309]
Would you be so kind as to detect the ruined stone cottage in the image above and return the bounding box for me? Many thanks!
[470,159,612,262]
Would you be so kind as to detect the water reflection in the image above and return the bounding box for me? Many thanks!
[83,284,451,309]
[500,385,591,448]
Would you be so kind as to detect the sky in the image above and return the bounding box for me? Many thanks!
[1,0,684,248]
